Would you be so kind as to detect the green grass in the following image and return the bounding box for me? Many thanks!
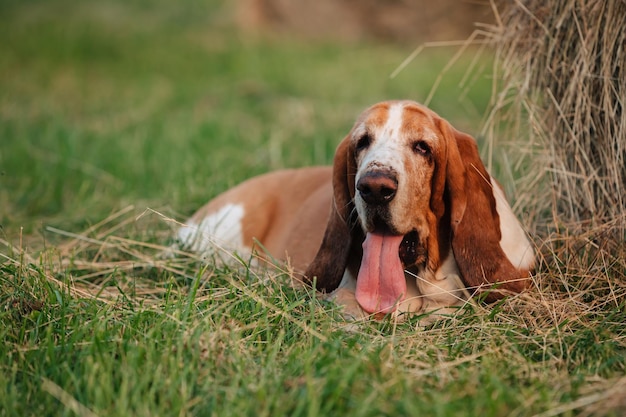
[1,1,625,416]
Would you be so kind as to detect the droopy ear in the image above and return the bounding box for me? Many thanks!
[440,120,531,301]
[304,136,357,292]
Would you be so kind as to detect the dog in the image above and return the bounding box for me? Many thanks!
[177,100,535,321]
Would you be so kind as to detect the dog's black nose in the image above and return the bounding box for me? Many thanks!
[357,171,398,205]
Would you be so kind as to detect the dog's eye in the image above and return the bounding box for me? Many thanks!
[356,134,372,152]
[412,140,431,157]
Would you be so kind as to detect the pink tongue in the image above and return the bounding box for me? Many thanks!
[355,232,406,314]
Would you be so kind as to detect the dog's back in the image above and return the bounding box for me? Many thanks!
[177,166,332,271]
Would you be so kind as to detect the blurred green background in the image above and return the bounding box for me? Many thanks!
[0,0,492,239]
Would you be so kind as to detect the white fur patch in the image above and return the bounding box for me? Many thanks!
[177,203,248,258]
[490,178,535,270]
[354,103,410,232]
[357,104,406,174]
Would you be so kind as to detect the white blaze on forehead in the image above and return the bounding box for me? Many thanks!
[178,203,246,255]
[383,102,407,135]
[357,103,407,174]
[490,178,535,270]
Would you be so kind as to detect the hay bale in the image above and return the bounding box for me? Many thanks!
[489,0,625,242]
[482,0,626,291]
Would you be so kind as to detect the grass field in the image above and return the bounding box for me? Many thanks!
[1,1,625,416]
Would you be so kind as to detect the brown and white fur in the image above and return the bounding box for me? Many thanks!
[177,101,535,322]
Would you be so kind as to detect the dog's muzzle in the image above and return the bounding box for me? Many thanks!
[356,170,398,206]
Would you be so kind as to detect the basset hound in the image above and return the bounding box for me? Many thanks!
[178,100,535,321]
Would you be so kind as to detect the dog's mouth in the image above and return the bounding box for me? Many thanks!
[369,218,424,267]
[399,230,424,267]
[355,225,425,315]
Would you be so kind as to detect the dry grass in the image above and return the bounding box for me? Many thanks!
[460,2,626,317]
[485,0,625,235]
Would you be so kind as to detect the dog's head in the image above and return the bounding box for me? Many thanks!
[305,101,534,314]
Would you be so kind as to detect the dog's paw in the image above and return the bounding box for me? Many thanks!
[327,288,367,321]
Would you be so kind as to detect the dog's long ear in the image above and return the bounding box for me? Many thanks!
[439,120,532,301]
[304,136,357,292]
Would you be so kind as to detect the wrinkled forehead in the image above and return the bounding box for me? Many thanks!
[352,101,439,139]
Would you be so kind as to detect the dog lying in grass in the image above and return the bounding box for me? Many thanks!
[177,100,535,321]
